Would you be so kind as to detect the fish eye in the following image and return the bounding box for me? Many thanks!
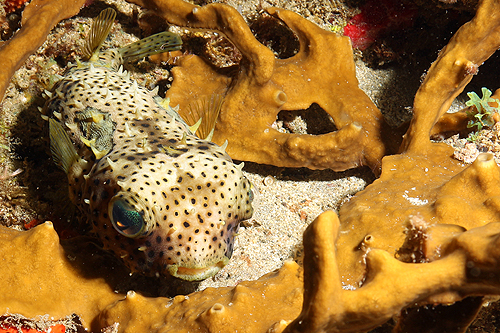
[109,197,145,237]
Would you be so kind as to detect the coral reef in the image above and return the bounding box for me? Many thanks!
[0,0,86,102]
[336,0,500,288]
[131,0,387,171]
[285,210,500,333]
[4,192,500,332]
[1,0,500,332]
[0,313,78,333]
[0,223,122,326]
[337,149,500,281]
[4,0,30,14]
[402,0,500,153]
[0,222,303,332]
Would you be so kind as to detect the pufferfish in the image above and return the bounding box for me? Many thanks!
[42,8,254,281]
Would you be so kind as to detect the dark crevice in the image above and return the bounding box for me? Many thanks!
[275,103,337,135]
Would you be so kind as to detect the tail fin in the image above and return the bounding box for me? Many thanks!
[82,8,117,61]
[118,32,182,63]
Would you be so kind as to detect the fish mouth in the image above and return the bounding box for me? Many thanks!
[167,257,230,281]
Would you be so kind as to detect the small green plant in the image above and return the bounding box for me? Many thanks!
[465,87,500,142]
[329,24,345,34]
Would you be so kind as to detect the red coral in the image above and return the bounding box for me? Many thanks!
[343,0,417,50]
[5,0,30,14]
[23,218,40,230]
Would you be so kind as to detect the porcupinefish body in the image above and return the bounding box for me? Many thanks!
[43,9,254,281]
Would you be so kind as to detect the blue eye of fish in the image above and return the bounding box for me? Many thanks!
[110,198,145,237]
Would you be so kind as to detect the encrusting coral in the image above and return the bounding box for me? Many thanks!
[334,0,500,287]
[284,210,500,333]
[402,0,500,153]
[129,0,387,171]
[0,221,303,332]
[0,223,123,327]
[4,198,500,332]
[3,0,500,332]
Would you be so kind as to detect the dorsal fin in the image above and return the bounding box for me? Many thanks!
[184,94,224,140]
[188,117,202,134]
[82,8,117,61]
[118,32,182,63]
[49,118,79,174]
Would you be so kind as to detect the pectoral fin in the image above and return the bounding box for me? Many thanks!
[49,118,79,174]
